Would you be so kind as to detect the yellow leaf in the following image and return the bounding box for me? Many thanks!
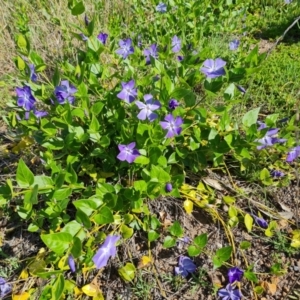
[58,255,68,270]
[93,291,104,300]
[13,292,30,300]
[183,199,193,214]
[265,221,277,237]
[291,229,300,248]
[138,255,153,269]
[223,196,235,204]
[188,190,196,199]
[244,214,253,232]
[19,269,29,279]
[82,283,99,297]
[74,287,82,296]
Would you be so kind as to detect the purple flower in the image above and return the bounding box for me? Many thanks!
[218,284,242,300]
[92,235,120,269]
[285,0,292,3]
[97,32,108,45]
[54,80,77,104]
[286,146,300,162]
[165,183,173,193]
[144,44,158,64]
[156,2,167,13]
[270,170,285,178]
[80,33,88,41]
[116,38,134,59]
[177,236,191,249]
[168,99,179,110]
[253,214,268,228]
[237,85,246,95]
[68,255,76,273]
[200,58,226,79]
[229,39,240,50]
[160,114,183,138]
[28,64,37,82]
[171,35,181,53]
[0,277,11,298]
[228,267,244,283]
[117,80,137,103]
[256,128,286,150]
[177,55,183,62]
[174,256,196,277]
[257,121,267,131]
[84,15,89,26]
[278,117,288,123]
[117,142,140,163]
[16,86,36,110]
[24,110,48,119]
[135,94,161,122]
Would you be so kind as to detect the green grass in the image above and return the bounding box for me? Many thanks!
[247,42,300,114]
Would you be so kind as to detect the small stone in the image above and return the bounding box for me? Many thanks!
[293,266,299,272]
[283,286,289,292]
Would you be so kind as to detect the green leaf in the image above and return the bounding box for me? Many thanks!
[16,158,34,187]
[71,237,82,258]
[212,246,232,269]
[89,114,100,132]
[134,156,149,165]
[52,274,65,300]
[41,232,73,254]
[244,213,253,232]
[148,230,160,242]
[118,263,136,282]
[61,220,82,236]
[169,221,183,238]
[194,233,208,248]
[24,184,38,205]
[260,168,273,186]
[244,270,258,283]
[65,164,78,184]
[17,34,27,49]
[120,224,133,239]
[33,176,54,192]
[188,245,202,256]
[73,198,102,216]
[76,209,91,229]
[228,205,238,218]
[242,107,260,127]
[240,241,251,250]
[223,196,235,204]
[94,206,114,224]
[254,286,264,294]
[17,56,26,71]
[91,102,104,115]
[71,1,85,15]
[170,88,196,107]
[28,223,39,232]
[133,180,147,192]
[224,83,235,101]
[163,236,177,248]
[53,188,72,200]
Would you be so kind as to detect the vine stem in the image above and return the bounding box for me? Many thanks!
[266,15,300,58]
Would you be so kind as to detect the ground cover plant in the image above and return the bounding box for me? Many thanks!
[0,0,300,299]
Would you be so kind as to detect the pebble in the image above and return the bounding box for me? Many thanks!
[293,266,299,272]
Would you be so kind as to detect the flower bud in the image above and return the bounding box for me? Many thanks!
[68,255,76,273]
[165,183,173,193]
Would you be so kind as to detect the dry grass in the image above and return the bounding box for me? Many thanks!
[0,0,129,79]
